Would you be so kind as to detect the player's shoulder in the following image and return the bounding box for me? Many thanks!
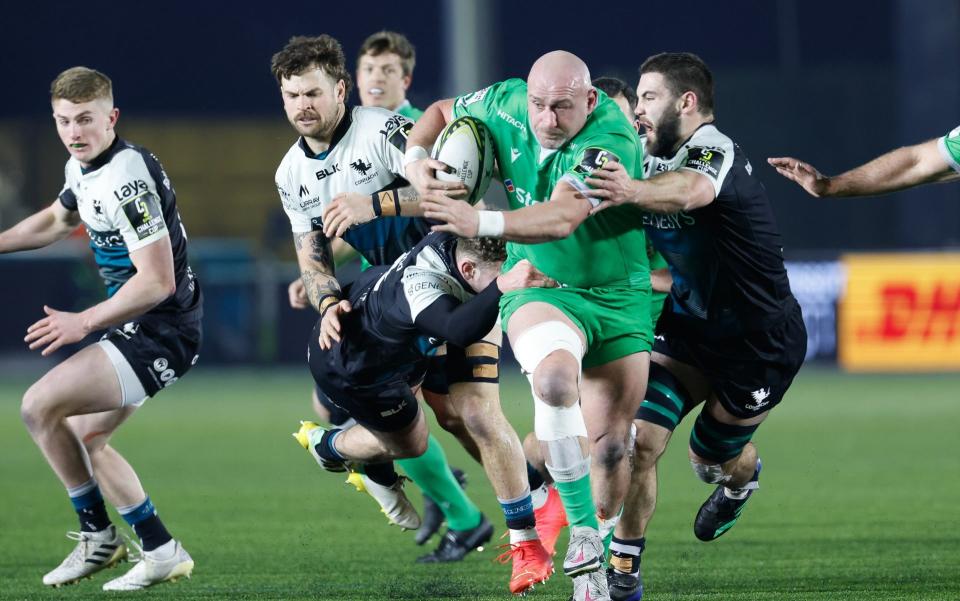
[353,105,411,133]
[276,138,307,180]
[687,124,735,153]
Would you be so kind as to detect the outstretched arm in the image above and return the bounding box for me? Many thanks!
[25,235,177,356]
[767,139,960,198]
[0,200,80,254]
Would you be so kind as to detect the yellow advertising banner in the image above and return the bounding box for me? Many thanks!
[840,253,960,371]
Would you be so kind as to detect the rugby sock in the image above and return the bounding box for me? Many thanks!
[499,491,537,531]
[316,428,346,462]
[609,536,645,575]
[118,497,172,552]
[363,462,400,487]
[526,460,545,491]
[530,483,550,510]
[547,457,599,529]
[67,478,111,532]
[398,434,482,531]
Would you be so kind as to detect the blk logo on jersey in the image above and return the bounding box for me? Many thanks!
[351,158,373,176]
[299,184,310,197]
[315,164,342,180]
[93,199,103,215]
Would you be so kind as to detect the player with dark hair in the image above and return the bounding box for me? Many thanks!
[272,35,556,591]
[585,52,807,601]
[0,66,201,590]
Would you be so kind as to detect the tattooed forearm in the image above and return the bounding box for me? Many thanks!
[397,185,420,206]
[301,269,341,311]
[293,230,340,312]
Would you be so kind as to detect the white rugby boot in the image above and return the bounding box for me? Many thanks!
[43,526,127,587]
[563,525,605,576]
[102,539,194,591]
[346,472,421,530]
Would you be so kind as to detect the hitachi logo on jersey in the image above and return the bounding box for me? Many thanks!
[496,110,527,135]
[315,164,342,180]
[113,179,148,202]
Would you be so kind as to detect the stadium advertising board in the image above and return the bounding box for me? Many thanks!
[839,253,960,371]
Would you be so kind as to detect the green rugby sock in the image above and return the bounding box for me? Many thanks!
[398,434,482,531]
[553,471,599,529]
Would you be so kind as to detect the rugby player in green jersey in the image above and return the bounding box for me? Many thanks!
[405,51,653,601]
[769,126,960,196]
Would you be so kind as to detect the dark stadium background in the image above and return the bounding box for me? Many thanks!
[1,0,958,364]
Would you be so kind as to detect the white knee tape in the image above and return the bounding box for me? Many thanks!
[533,394,588,441]
[691,460,731,485]
[511,321,584,376]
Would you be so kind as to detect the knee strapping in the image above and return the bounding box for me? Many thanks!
[511,321,584,376]
[532,391,588,441]
[690,460,731,484]
[689,410,758,464]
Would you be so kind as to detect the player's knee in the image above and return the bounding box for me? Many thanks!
[513,320,583,408]
[460,399,496,442]
[592,432,628,473]
[20,384,54,432]
[632,423,668,469]
[531,355,579,407]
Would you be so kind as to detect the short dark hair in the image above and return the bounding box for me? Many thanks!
[51,66,112,104]
[458,236,506,265]
[271,35,353,97]
[358,31,416,76]
[639,52,714,115]
[592,76,637,114]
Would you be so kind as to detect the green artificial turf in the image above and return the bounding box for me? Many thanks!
[1,367,958,600]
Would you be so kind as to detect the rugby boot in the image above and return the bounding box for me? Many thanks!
[102,539,193,591]
[563,525,604,577]
[570,568,611,601]
[43,526,127,587]
[496,538,554,594]
[292,420,348,472]
[414,467,468,545]
[416,514,493,563]
[533,485,568,556]
[346,472,421,530]
[607,568,643,601]
[694,459,761,541]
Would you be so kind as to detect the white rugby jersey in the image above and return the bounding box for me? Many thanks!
[58,137,201,318]
[275,105,412,233]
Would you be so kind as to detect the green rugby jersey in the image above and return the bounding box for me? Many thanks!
[453,78,648,289]
[395,100,424,121]
[938,125,960,172]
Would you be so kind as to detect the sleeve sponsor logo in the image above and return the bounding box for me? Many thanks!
[121,194,166,240]
[112,179,149,203]
[387,121,413,152]
[683,146,725,179]
[573,147,621,176]
[379,114,412,138]
[459,87,490,107]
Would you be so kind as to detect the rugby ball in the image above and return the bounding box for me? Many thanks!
[431,116,495,205]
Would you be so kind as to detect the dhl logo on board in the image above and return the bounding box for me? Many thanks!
[840,254,960,371]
